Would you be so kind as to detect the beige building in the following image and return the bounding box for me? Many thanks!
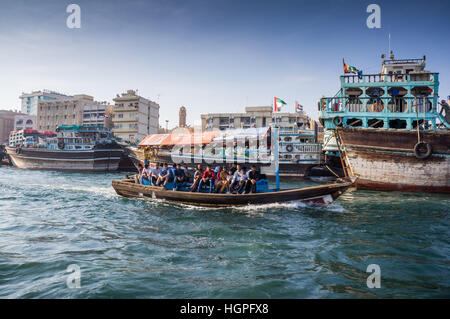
[201,106,312,130]
[0,110,24,143]
[14,114,37,131]
[112,90,159,143]
[37,94,102,131]
[82,102,113,129]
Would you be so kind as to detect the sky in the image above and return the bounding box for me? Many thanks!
[0,0,449,127]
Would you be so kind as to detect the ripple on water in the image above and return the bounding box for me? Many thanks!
[0,167,449,298]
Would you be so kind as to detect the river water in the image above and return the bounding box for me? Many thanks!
[0,166,448,298]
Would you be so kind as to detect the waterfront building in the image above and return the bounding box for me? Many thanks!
[19,90,70,115]
[112,90,160,143]
[201,106,312,131]
[82,102,113,129]
[37,94,107,132]
[0,110,23,143]
[14,114,37,131]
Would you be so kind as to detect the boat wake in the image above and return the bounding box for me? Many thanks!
[171,200,346,214]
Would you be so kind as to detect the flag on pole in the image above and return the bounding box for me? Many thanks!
[274,97,286,112]
[295,101,303,113]
[343,59,363,79]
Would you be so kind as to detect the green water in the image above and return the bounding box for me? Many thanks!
[0,166,448,298]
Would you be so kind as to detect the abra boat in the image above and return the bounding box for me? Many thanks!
[112,178,351,207]
[112,126,351,207]
[6,125,123,171]
[319,53,450,193]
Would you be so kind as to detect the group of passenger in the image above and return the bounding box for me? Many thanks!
[137,162,261,194]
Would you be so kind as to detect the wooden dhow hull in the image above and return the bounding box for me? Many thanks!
[337,128,450,193]
[112,179,352,207]
[6,147,123,171]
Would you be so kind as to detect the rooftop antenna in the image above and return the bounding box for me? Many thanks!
[156,94,160,103]
[388,33,391,56]
[388,33,395,60]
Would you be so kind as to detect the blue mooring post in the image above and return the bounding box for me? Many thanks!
[273,125,280,190]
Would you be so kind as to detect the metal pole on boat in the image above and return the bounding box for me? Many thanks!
[273,124,280,190]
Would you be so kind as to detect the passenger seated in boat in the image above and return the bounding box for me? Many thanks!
[182,163,192,183]
[189,164,203,192]
[156,163,170,187]
[244,165,260,194]
[226,169,235,193]
[142,163,151,185]
[136,163,144,184]
[198,164,215,193]
[167,164,177,183]
[150,162,162,185]
[229,164,241,191]
[173,163,186,191]
[235,167,248,194]
[215,166,228,193]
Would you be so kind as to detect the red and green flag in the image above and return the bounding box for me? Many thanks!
[343,59,363,79]
[295,101,303,113]
[274,97,286,112]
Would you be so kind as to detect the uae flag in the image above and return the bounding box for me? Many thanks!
[274,97,287,112]
[343,59,363,79]
[295,101,303,113]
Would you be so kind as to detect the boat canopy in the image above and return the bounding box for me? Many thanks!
[138,131,219,147]
[138,134,170,146]
[211,127,270,142]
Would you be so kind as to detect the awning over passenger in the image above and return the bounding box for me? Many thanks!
[138,130,219,147]
[138,134,169,146]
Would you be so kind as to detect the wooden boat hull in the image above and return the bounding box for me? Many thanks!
[112,179,352,207]
[5,147,123,171]
[337,128,450,193]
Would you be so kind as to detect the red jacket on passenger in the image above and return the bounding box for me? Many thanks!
[202,170,215,180]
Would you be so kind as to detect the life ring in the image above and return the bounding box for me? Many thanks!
[58,141,65,150]
[286,144,294,152]
[372,102,384,112]
[414,142,432,159]
[332,116,343,127]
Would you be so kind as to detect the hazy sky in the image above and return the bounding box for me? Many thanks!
[1,0,449,126]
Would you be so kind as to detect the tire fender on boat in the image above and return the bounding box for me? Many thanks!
[332,116,343,127]
[413,142,432,159]
[286,144,294,152]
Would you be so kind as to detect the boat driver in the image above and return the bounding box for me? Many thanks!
[244,165,260,194]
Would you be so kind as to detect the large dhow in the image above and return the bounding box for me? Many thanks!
[319,53,450,193]
[6,125,123,171]
[112,127,350,207]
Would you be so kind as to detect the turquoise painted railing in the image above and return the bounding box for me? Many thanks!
[318,72,446,130]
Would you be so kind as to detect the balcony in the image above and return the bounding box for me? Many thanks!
[112,117,138,122]
[342,73,438,86]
